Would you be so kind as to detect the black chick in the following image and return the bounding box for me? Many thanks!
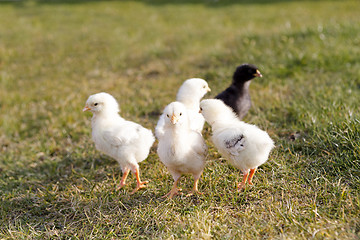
[215,64,262,119]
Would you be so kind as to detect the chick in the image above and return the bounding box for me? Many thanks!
[157,102,207,198]
[200,99,274,191]
[215,64,262,119]
[83,92,155,194]
[155,78,211,139]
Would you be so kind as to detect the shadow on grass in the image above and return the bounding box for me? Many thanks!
[0,145,256,234]
[1,189,164,236]
[0,151,168,234]
[0,0,341,7]
[0,153,106,193]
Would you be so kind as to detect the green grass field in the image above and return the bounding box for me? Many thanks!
[1,0,359,239]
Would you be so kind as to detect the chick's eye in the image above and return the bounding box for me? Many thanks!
[94,103,98,106]
[166,114,170,118]
[180,113,182,116]
[200,107,203,111]
[203,85,206,88]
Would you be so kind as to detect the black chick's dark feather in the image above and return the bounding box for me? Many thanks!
[215,64,262,119]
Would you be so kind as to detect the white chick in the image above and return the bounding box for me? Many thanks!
[200,99,274,191]
[155,78,211,139]
[83,92,155,194]
[157,102,208,198]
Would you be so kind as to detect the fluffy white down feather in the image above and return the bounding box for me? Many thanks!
[83,92,155,192]
[157,102,208,198]
[155,78,210,139]
[200,99,274,190]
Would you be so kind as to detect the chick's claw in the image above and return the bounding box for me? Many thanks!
[162,187,182,199]
[186,190,203,197]
[130,181,149,195]
[237,183,246,192]
[116,183,126,191]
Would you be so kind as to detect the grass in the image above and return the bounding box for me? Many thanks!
[0,0,359,239]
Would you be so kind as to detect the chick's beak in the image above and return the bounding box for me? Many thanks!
[83,106,91,112]
[254,69,263,78]
[206,86,211,92]
[171,114,179,124]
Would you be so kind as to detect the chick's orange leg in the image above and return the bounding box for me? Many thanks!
[117,169,130,190]
[193,178,201,192]
[162,178,181,199]
[192,176,203,195]
[130,168,148,194]
[237,170,249,191]
[248,168,257,185]
[186,177,203,197]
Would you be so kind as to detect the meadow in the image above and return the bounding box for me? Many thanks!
[0,0,359,239]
